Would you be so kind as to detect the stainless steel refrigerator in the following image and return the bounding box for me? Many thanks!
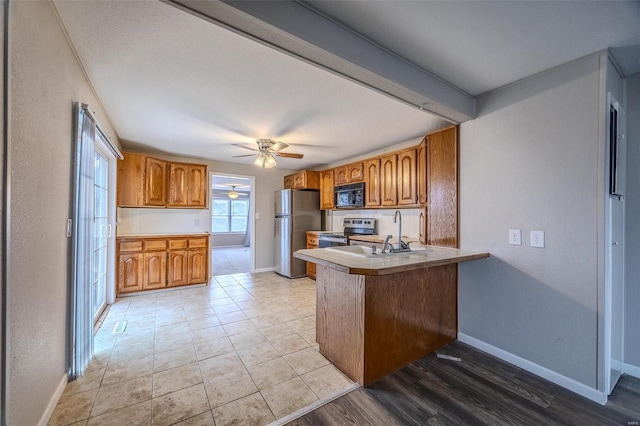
[274,189,321,278]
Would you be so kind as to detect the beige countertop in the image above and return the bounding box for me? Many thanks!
[295,244,490,276]
[116,232,210,238]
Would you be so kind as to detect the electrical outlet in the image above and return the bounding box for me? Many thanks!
[531,230,545,248]
[508,229,521,245]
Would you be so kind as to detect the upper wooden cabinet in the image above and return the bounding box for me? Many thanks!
[417,137,428,206]
[118,153,207,208]
[284,170,320,190]
[334,162,364,186]
[425,126,458,248]
[380,153,397,206]
[363,159,381,207]
[144,157,167,206]
[320,170,335,210]
[397,148,417,206]
[167,163,207,208]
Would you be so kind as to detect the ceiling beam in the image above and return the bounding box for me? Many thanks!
[164,0,475,123]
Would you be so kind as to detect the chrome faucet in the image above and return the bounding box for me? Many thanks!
[382,235,393,254]
[393,210,410,252]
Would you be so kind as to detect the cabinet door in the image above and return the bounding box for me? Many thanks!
[117,153,146,207]
[293,172,306,189]
[419,208,427,244]
[283,175,293,189]
[188,248,207,284]
[348,162,364,182]
[144,157,167,206]
[417,138,428,206]
[397,149,417,206]
[427,126,458,248]
[118,253,143,294]
[167,163,189,207]
[143,251,167,289]
[334,166,349,186]
[380,154,397,206]
[320,170,335,210]
[364,159,381,207]
[188,165,207,207]
[168,250,189,286]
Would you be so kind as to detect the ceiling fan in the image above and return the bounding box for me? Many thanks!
[232,138,304,168]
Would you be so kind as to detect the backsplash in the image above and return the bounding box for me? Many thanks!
[117,207,211,235]
[326,208,422,238]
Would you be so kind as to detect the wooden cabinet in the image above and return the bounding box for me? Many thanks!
[144,252,167,289]
[397,148,417,206]
[284,170,320,189]
[364,159,381,207]
[167,163,207,208]
[306,232,319,280]
[117,234,209,294]
[419,208,427,244]
[425,126,458,248]
[118,153,207,208]
[168,250,188,286]
[144,157,167,206]
[417,137,428,206]
[188,248,207,284]
[380,154,397,206]
[117,252,144,293]
[320,170,334,210]
[118,153,166,207]
[334,162,364,186]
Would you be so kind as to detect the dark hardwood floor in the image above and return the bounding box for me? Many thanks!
[289,341,640,426]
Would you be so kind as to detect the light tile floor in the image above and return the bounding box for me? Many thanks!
[49,272,354,426]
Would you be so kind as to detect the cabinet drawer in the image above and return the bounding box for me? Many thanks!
[169,239,188,250]
[307,235,319,246]
[119,241,143,252]
[144,240,167,251]
[189,237,208,248]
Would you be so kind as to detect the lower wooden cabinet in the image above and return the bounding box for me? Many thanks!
[117,234,209,294]
[306,232,319,280]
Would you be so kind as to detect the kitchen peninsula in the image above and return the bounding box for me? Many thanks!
[295,245,489,385]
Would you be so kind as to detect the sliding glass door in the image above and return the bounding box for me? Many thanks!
[92,148,109,322]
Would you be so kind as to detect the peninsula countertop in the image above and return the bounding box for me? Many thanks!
[295,244,490,276]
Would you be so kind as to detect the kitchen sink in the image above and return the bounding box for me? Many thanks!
[325,245,432,259]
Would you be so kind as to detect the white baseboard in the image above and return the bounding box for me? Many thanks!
[457,333,607,405]
[623,362,640,379]
[38,372,68,426]
[253,267,275,273]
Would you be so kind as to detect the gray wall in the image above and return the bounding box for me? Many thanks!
[458,54,603,388]
[8,2,119,424]
[625,73,640,368]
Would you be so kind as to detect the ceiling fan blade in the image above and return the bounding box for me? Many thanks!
[232,154,258,158]
[276,152,304,159]
[271,142,289,152]
[232,143,259,152]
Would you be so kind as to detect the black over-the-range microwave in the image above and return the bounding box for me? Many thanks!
[334,182,365,208]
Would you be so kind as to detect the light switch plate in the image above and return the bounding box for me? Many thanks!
[531,230,545,248]
[508,229,521,245]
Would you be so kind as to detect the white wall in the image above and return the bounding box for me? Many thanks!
[116,151,295,270]
[624,72,640,369]
[8,2,119,424]
[327,208,421,238]
[458,54,603,389]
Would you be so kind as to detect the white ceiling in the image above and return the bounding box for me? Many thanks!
[53,0,640,169]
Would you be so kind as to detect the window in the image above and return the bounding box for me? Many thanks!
[212,198,249,233]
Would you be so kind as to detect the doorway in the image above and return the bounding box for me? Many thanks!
[210,173,255,275]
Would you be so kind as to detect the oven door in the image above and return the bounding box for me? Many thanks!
[319,236,348,248]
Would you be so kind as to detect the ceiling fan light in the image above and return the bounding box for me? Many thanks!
[253,156,265,167]
[228,185,239,199]
[264,154,277,168]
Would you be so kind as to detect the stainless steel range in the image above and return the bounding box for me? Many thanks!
[318,218,377,248]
